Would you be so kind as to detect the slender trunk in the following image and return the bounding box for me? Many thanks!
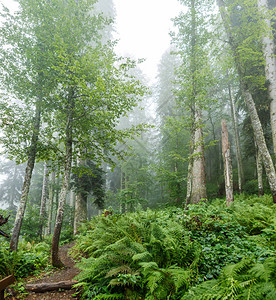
[221,120,234,206]
[73,157,87,235]
[190,108,207,203]
[120,170,126,213]
[228,81,244,193]
[8,165,17,212]
[255,139,264,196]
[10,100,41,251]
[46,171,55,235]
[51,98,73,268]
[38,161,49,239]
[258,0,276,155]
[217,0,276,202]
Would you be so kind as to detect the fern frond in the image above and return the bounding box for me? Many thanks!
[105,265,134,278]
[94,293,125,300]
[132,251,152,262]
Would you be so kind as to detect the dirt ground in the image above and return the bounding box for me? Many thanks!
[7,242,81,300]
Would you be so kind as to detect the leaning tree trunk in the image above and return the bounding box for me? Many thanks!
[217,0,276,202]
[10,101,41,251]
[190,107,207,203]
[228,81,244,193]
[38,161,49,239]
[257,0,276,156]
[221,120,234,206]
[51,104,73,268]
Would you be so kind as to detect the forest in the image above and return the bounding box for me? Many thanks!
[0,0,276,299]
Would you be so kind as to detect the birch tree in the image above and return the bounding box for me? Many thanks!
[0,1,57,251]
[257,0,276,155]
[217,0,276,202]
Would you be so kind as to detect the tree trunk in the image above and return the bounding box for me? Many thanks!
[25,281,77,293]
[217,0,276,202]
[255,140,264,196]
[46,171,55,236]
[186,128,194,207]
[8,165,17,212]
[51,99,73,268]
[38,161,49,239]
[190,108,207,203]
[221,120,234,206]
[228,81,244,193]
[74,192,87,235]
[10,101,41,251]
[257,0,276,155]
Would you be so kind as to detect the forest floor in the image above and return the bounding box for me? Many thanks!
[8,242,81,299]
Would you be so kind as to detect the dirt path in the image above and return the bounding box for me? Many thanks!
[20,242,81,299]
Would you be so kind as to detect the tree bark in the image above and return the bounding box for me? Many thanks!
[73,192,87,235]
[38,161,49,239]
[10,101,41,251]
[186,128,194,207]
[46,171,55,236]
[228,81,244,193]
[255,140,264,196]
[217,0,276,202]
[190,108,207,203]
[221,120,234,206]
[51,97,73,268]
[257,0,276,155]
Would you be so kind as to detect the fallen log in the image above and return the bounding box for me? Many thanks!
[25,280,78,293]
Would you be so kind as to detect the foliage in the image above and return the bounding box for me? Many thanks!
[0,239,50,279]
[72,160,105,209]
[73,195,276,299]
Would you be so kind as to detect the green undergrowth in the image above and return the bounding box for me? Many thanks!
[0,239,51,280]
[72,194,276,299]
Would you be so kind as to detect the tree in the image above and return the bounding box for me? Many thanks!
[0,0,58,250]
[217,0,276,202]
[32,0,147,267]
[257,0,276,155]
[172,0,216,204]
[72,160,105,234]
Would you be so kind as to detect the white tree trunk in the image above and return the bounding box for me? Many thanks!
[258,0,276,155]
[221,120,234,206]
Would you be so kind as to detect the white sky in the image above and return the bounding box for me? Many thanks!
[113,0,183,83]
[0,0,184,83]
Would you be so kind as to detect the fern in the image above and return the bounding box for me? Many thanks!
[182,256,276,299]
[94,293,125,300]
